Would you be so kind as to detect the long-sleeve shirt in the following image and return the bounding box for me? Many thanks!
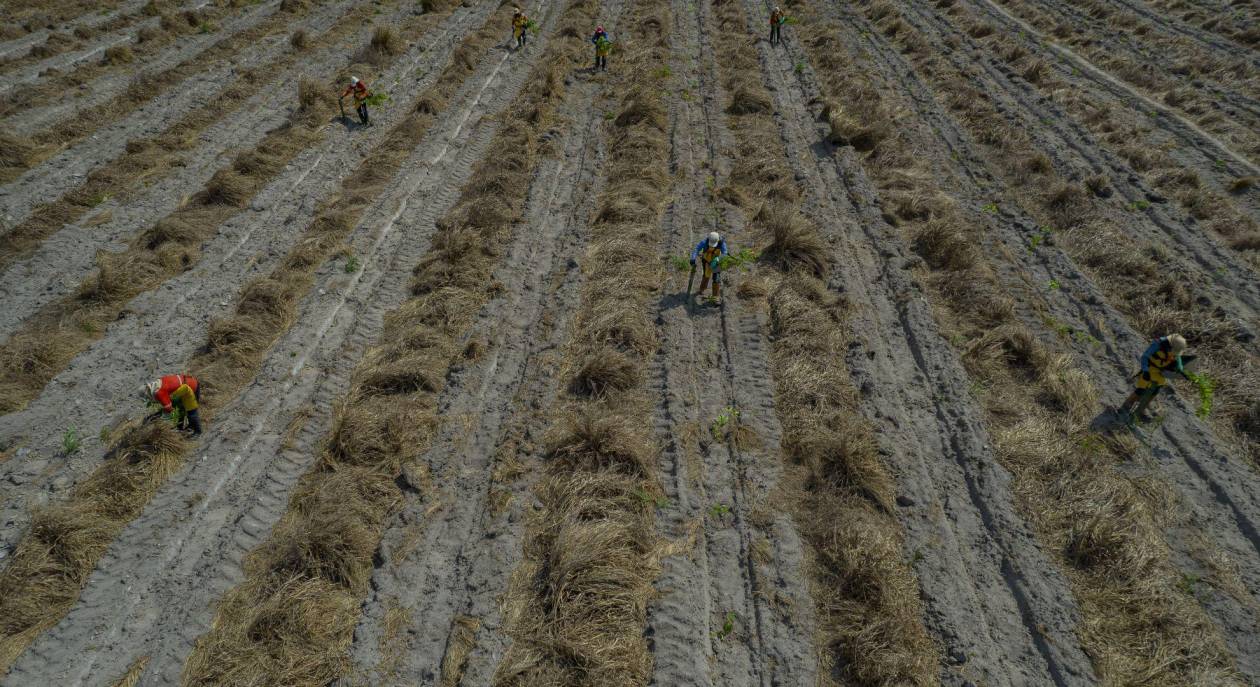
[341,81,369,103]
[154,374,199,412]
[1139,337,1183,373]
[691,237,729,267]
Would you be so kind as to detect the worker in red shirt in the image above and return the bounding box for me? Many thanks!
[340,76,371,126]
[141,373,202,437]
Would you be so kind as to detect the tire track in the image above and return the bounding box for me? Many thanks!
[646,1,816,684]
[0,0,496,555]
[729,0,1101,683]
[797,0,1260,679]
[343,11,619,680]
[6,1,279,135]
[0,0,367,324]
[1,6,550,685]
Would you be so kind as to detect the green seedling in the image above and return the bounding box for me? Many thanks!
[1072,329,1101,347]
[344,254,361,273]
[705,175,716,191]
[711,406,740,439]
[1184,371,1214,418]
[79,320,97,334]
[1046,278,1060,291]
[913,549,925,563]
[63,427,80,455]
[634,488,669,509]
[714,248,760,272]
[654,66,672,79]
[1078,433,1105,455]
[669,255,692,272]
[981,202,999,213]
[604,111,615,121]
[1027,225,1053,252]
[363,91,390,108]
[1127,199,1150,211]
[88,192,112,207]
[794,61,805,74]
[709,503,731,519]
[714,611,736,640]
[198,21,216,33]
[99,426,110,443]
[680,89,692,101]
[1177,572,1202,596]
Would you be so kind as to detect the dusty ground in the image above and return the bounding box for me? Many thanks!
[0,0,1258,685]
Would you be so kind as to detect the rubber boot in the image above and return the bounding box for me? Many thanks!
[696,276,710,302]
[186,408,203,437]
[1133,388,1158,421]
[358,104,369,126]
[712,281,721,305]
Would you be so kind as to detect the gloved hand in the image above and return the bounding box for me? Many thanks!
[1140,371,1151,383]
[710,257,721,271]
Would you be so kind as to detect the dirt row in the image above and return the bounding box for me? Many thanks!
[170,2,599,684]
[0,0,293,184]
[0,0,129,38]
[0,1,544,683]
[0,0,149,58]
[783,0,1260,682]
[0,0,511,670]
[0,0,364,280]
[1134,0,1260,51]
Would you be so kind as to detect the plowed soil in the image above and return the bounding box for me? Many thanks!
[1,0,1257,685]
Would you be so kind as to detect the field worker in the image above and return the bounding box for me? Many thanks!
[592,25,610,71]
[769,6,787,45]
[340,76,371,126]
[142,373,203,437]
[512,8,529,49]
[1118,333,1189,422]
[690,231,729,305]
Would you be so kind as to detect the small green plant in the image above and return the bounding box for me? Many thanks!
[669,255,692,272]
[88,192,112,207]
[1177,572,1202,596]
[794,61,805,74]
[604,111,615,121]
[1079,433,1105,455]
[653,66,672,79]
[715,248,759,272]
[711,406,740,439]
[363,91,390,108]
[344,254,361,273]
[79,320,97,334]
[679,89,692,101]
[1184,371,1215,418]
[63,427,80,455]
[714,611,736,640]
[912,549,925,563]
[1046,279,1060,291]
[1027,225,1053,252]
[99,426,110,443]
[1128,199,1151,211]
[1072,329,1101,347]
[709,503,731,519]
[981,201,999,213]
[634,488,669,509]
[197,20,215,33]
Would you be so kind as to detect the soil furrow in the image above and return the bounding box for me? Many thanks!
[3,1,276,132]
[793,0,1260,681]
[645,1,817,685]
[0,3,502,669]
[0,1,153,63]
[0,0,207,85]
[1123,0,1260,53]
[174,4,596,683]
[0,0,367,279]
[884,0,1260,464]
[343,14,619,681]
[1,10,548,684]
[990,0,1260,157]
[0,0,296,182]
[0,0,131,38]
[0,4,474,418]
[490,2,670,684]
[0,0,494,554]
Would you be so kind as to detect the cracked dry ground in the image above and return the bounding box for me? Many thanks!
[0,0,1258,685]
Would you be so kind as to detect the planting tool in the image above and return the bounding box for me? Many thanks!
[337,95,348,124]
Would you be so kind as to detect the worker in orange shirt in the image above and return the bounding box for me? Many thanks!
[340,76,371,126]
[141,373,203,437]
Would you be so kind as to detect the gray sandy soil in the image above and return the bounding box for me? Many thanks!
[9,0,280,137]
[645,2,818,685]
[797,0,1260,678]
[0,1,498,556]
[0,0,358,235]
[0,0,378,339]
[343,8,618,682]
[1,5,548,685]
[0,0,209,90]
[0,0,155,62]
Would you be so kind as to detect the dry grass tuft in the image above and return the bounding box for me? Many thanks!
[290,28,308,50]
[298,77,323,112]
[102,45,134,65]
[570,347,642,398]
[756,203,828,277]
